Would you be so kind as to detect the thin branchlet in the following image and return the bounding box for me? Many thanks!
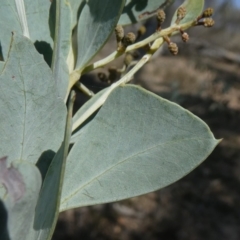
[66,6,215,102]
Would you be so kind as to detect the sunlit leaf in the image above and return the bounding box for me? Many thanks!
[0,0,52,60]
[60,85,219,211]
[1,160,42,240]
[75,0,125,70]
[33,91,74,240]
[0,33,66,165]
[0,62,5,73]
[68,0,83,29]
[50,0,72,99]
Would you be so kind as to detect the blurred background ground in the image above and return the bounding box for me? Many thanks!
[53,1,240,239]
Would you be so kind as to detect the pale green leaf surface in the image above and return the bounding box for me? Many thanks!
[2,160,42,240]
[75,0,125,70]
[50,0,72,99]
[171,0,204,25]
[119,0,174,25]
[53,56,69,100]
[0,33,66,165]
[50,0,72,60]
[31,91,74,240]
[31,145,64,240]
[0,62,5,73]
[0,0,52,60]
[68,0,84,29]
[60,85,219,211]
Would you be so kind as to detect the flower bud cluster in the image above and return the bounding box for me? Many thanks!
[98,67,120,84]
[115,26,136,51]
[168,42,178,55]
[176,6,187,24]
[115,25,124,42]
[164,36,179,55]
[156,9,166,31]
[111,6,215,77]
[196,8,215,28]
[181,32,189,42]
[122,33,136,48]
[157,9,166,25]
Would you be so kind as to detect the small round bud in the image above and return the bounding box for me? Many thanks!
[176,6,186,23]
[131,51,140,59]
[202,8,214,18]
[181,32,189,42]
[203,18,215,27]
[124,53,134,66]
[137,25,146,37]
[115,25,124,42]
[136,26,146,41]
[157,9,166,25]
[122,32,136,48]
[98,72,108,83]
[168,42,178,55]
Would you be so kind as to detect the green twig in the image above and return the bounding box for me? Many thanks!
[65,20,196,103]
[75,82,95,97]
[71,38,164,131]
[81,21,195,75]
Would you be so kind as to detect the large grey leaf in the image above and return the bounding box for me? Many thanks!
[31,92,74,240]
[75,0,126,70]
[0,159,42,240]
[60,85,219,211]
[0,92,73,240]
[0,0,52,60]
[119,0,174,26]
[0,33,66,165]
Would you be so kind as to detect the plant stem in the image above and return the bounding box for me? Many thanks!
[75,82,95,97]
[66,19,197,110]
[80,21,195,75]
[71,38,164,131]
